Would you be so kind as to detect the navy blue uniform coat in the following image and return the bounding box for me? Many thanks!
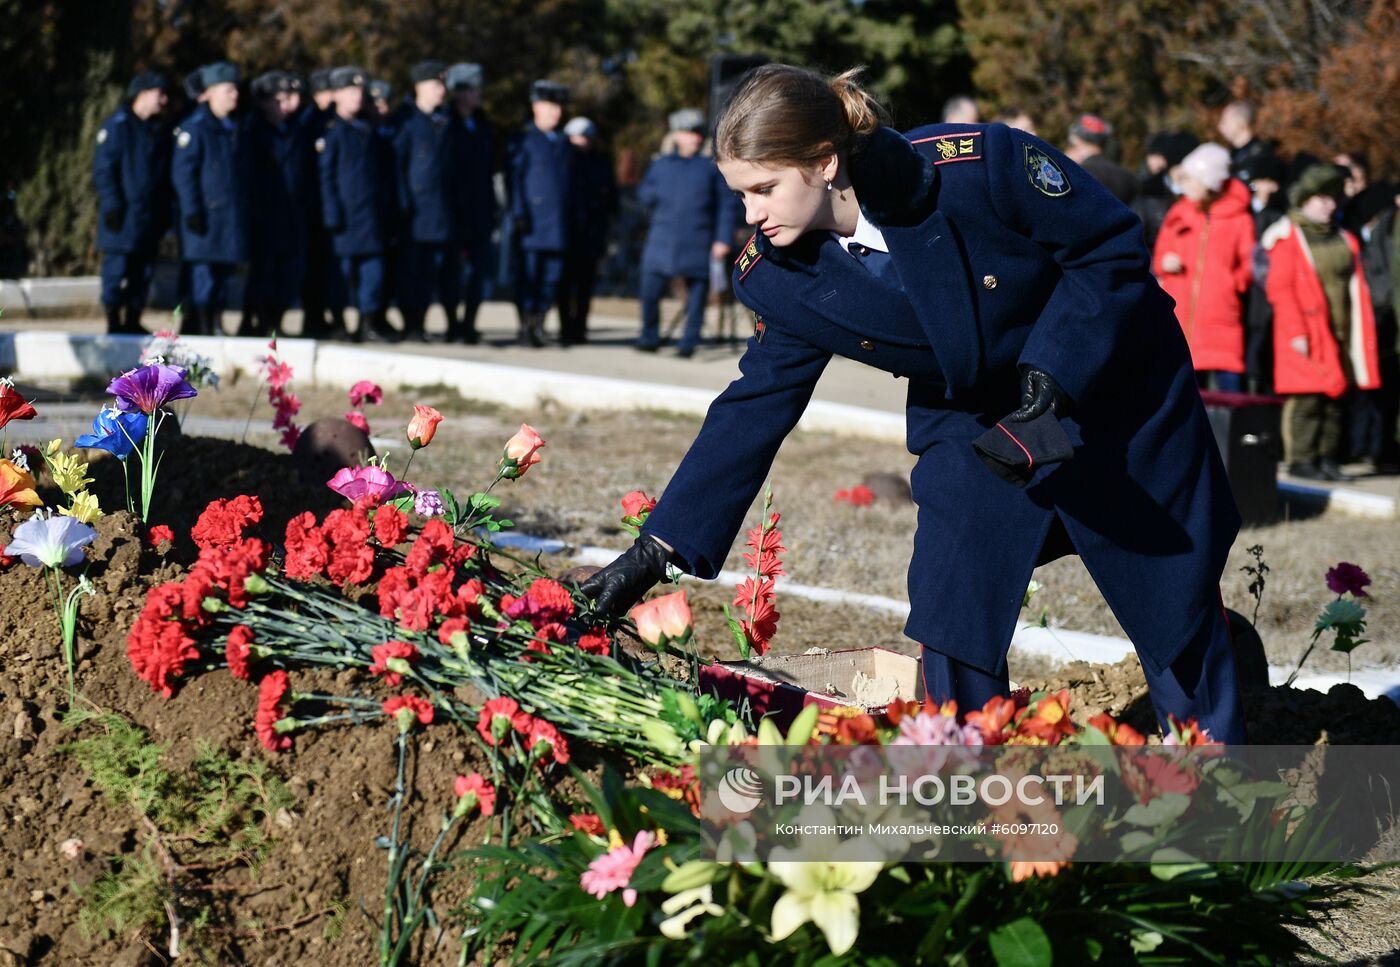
[171,105,249,263]
[318,116,396,257]
[245,113,310,257]
[642,123,1241,677]
[637,153,739,279]
[453,113,497,245]
[507,125,572,251]
[93,105,171,253]
[395,107,461,244]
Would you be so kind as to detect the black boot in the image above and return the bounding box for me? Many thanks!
[124,303,144,335]
[104,304,123,335]
[401,308,428,343]
[527,312,546,348]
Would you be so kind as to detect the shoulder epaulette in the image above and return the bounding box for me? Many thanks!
[734,233,763,282]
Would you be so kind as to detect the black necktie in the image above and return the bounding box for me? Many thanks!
[850,243,895,283]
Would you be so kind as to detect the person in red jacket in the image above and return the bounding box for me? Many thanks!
[1153,142,1255,391]
[1263,164,1382,481]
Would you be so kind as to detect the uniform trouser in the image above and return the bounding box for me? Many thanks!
[400,242,462,327]
[188,261,236,314]
[100,246,157,311]
[245,249,306,326]
[1283,393,1344,465]
[458,239,493,331]
[921,598,1248,743]
[515,249,565,315]
[302,224,331,334]
[559,253,601,342]
[327,254,386,314]
[639,272,707,350]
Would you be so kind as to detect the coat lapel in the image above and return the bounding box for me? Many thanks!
[881,212,983,397]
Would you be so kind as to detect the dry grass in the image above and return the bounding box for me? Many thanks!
[201,380,1400,676]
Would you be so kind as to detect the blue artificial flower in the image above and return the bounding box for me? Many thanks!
[4,511,97,568]
[74,406,149,460]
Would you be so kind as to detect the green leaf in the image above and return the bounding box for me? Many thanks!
[1121,793,1191,827]
[469,492,502,513]
[1118,830,1157,855]
[1129,930,1164,953]
[987,917,1052,967]
[786,703,820,745]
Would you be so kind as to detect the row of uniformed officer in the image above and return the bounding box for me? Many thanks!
[93,72,173,334]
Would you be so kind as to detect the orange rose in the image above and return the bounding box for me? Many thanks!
[406,405,444,449]
[629,590,692,649]
[0,460,41,509]
[499,423,545,479]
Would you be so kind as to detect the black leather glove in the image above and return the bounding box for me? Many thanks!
[577,535,672,618]
[1005,367,1068,422]
[185,211,208,235]
[103,209,125,231]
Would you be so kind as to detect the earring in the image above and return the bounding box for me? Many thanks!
[825,180,833,192]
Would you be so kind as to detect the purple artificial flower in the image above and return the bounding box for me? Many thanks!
[4,512,98,568]
[106,363,198,415]
[1325,562,1371,598]
[326,465,410,502]
[414,488,446,518]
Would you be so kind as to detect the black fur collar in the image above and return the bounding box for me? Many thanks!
[752,126,939,268]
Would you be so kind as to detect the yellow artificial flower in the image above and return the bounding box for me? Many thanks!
[46,438,62,456]
[59,490,102,524]
[49,451,94,496]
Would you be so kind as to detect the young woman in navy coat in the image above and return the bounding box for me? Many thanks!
[581,66,1248,743]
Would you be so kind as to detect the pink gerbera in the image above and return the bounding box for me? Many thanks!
[579,830,657,907]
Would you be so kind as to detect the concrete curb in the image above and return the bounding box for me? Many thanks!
[0,330,908,442]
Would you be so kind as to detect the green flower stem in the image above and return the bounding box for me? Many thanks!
[240,375,267,445]
[1286,628,1326,687]
[44,567,66,696]
[381,728,410,965]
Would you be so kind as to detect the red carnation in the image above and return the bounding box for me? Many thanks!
[453,772,497,817]
[146,524,175,548]
[256,670,293,752]
[344,410,370,434]
[477,697,520,746]
[576,627,611,657]
[833,484,875,506]
[369,640,420,687]
[374,504,408,548]
[226,625,255,681]
[569,812,605,836]
[525,717,569,765]
[383,694,435,731]
[405,519,456,572]
[193,537,270,609]
[504,577,575,626]
[192,495,264,549]
[283,511,330,580]
[127,596,200,698]
[437,616,470,647]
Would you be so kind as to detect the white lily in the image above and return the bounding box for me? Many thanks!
[658,884,725,939]
[768,847,883,955]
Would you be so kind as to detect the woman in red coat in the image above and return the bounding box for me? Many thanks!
[1153,142,1255,391]
[1263,164,1381,481]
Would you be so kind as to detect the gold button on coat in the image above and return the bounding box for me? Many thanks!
[859,339,876,351]
[982,274,998,290]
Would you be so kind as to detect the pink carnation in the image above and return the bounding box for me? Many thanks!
[579,830,657,907]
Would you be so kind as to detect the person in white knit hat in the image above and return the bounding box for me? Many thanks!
[1153,142,1256,391]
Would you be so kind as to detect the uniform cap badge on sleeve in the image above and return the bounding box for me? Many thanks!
[176,130,192,148]
[753,314,765,342]
[1024,145,1071,197]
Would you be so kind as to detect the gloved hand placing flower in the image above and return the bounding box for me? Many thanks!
[578,534,674,618]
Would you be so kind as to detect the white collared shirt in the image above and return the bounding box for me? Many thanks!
[831,208,889,258]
